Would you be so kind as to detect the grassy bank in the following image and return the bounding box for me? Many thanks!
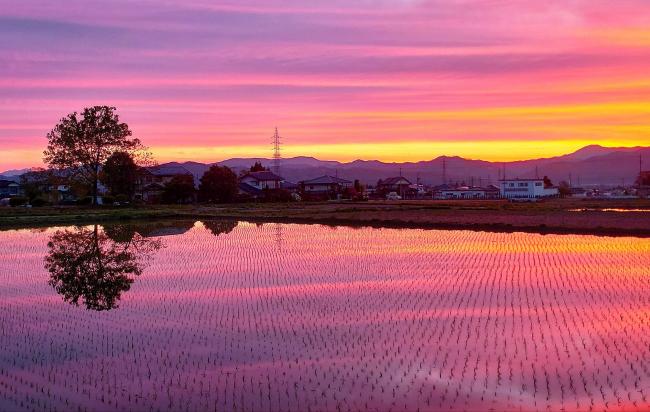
[1,198,650,236]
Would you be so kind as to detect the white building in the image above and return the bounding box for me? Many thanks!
[434,184,501,200]
[500,179,558,199]
[240,171,283,190]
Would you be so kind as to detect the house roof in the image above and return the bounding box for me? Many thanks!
[146,164,192,177]
[380,176,411,185]
[301,175,352,185]
[241,171,283,182]
[238,182,263,196]
[281,181,299,190]
[141,183,165,191]
[499,178,544,182]
[439,187,485,192]
[432,184,452,191]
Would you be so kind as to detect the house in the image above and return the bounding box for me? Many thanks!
[240,171,283,190]
[435,186,486,199]
[499,178,558,199]
[377,176,412,198]
[0,179,21,198]
[432,183,501,200]
[483,184,501,199]
[570,187,589,198]
[238,182,263,198]
[280,181,299,192]
[300,175,352,198]
[136,164,193,203]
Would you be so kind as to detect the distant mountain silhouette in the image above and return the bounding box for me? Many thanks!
[3,145,648,186]
[157,145,649,187]
[0,168,31,181]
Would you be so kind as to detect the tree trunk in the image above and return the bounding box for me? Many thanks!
[93,166,99,206]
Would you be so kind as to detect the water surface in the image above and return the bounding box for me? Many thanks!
[1,221,648,411]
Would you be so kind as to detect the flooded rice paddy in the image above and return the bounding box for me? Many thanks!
[0,220,649,411]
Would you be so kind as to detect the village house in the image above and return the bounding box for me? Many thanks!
[240,171,283,190]
[136,164,194,203]
[435,184,500,199]
[499,178,558,199]
[300,175,352,198]
[376,176,412,198]
[0,179,21,198]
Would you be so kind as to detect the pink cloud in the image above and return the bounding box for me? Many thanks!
[1,0,650,169]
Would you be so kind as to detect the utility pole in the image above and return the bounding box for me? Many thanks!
[272,127,282,177]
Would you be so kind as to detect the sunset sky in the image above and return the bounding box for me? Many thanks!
[1,0,650,170]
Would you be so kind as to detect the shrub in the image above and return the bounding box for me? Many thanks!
[162,175,196,204]
[30,197,50,207]
[115,194,130,203]
[263,189,292,203]
[77,196,93,206]
[102,195,116,205]
[9,196,29,207]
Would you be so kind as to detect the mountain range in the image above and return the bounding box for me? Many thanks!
[2,145,648,187]
[160,145,650,187]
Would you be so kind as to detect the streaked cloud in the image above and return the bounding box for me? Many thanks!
[1,0,649,168]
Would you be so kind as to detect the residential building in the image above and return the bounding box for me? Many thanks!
[0,179,20,198]
[240,171,283,190]
[432,184,501,199]
[300,175,352,198]
[136,164,193,203]
[377,176,412,198]
[435,186,484,199]
[499,178,558,199]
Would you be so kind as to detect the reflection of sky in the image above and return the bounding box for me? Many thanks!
[0,222,648,410]
[2,1,650,168]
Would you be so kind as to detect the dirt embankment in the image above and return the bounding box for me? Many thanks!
[1,199,649,236]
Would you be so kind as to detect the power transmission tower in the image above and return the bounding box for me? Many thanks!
[271,127,282,176]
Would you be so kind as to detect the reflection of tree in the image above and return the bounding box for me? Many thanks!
[202,220,238,237]
[45,225,162,311]
[103,220,195,242]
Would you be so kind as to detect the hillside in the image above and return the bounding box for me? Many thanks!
[165,145,650,186]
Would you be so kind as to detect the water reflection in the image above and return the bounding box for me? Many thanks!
[202,220,238,237]
[45,225,162,311]
[104,220,195,241]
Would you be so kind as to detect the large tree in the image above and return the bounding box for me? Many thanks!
[249,161,267,172]
[43,106,144,205]
[198,165,238,203]
[100,151,139,199]
[162,174,196,204]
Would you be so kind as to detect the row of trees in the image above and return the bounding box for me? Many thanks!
[159,166,239,204]
[37,105,244,205]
